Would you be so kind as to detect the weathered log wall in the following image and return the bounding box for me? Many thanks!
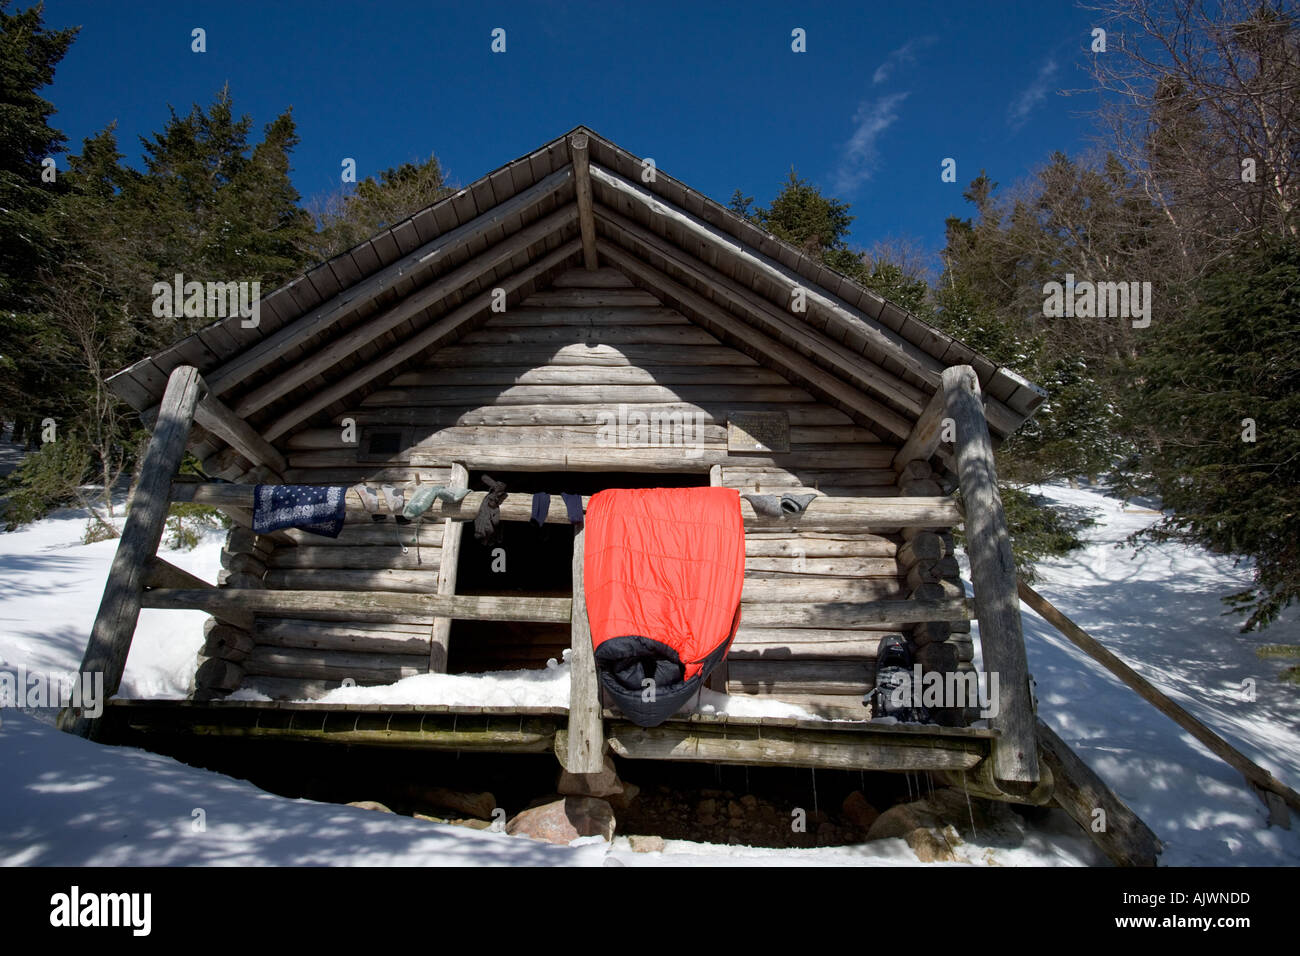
[202,268,967,714]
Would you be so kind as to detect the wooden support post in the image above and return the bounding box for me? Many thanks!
[194,391,288,478]
[891,385,952,472]
[60,365,205,739]
[565,525,605,772]
[1019,578,1300,819]
[428,462,468,672]
[569,133,600,271]
[942,364,1039,790]
[1036,718,1162,866]
[707,463,730,693]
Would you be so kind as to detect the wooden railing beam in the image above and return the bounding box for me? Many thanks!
[569,133,600,271]
[565,525,605,772]
[942,363,1040,789]
[60,365,205,739]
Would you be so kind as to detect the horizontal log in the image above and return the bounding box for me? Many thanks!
[743,556,901,577]
[140,588,573,623]
[281,468,442,485]
[347,401,854,428]
[731,485,901,498]
[728,660,874,696]
[287,421,877,452]
[459,324,721,346]
[278,523,446,548]
[724,468,897,488]
[728,639,894,660]
[267,546,442,571]
[255,618,434,655]
[547,267,633,289]
[733,627,900,644]
[360,384,818,407]
[742,578,907,603]
[521,288,660,308]
[143,556,214,590]
[242,646,427,683]
[605,722,983,771]
[738,598,972,628]
[384,364,791,389]
[423,343,760,368]
[482,308,683,328]
[264,568,441,593]
[173,484,963,531]
[411,446,898,473]
[744,534,897,558]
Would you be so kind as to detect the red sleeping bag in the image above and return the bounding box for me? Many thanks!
[583,487,745,726]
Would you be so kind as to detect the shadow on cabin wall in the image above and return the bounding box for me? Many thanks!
[448,470,708,674]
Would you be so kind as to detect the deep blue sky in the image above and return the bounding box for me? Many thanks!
[39,1,1105,267]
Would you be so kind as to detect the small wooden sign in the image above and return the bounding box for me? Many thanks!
[727,412,790,453]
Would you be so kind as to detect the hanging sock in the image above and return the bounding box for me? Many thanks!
[531,492,551,527]
[380,484,410,524]
[353,483,385,522]
[405,485,470,520]
[404,485,439,520]
[744,493,819,517]
[560,492,584,525]
[742,494,783,518]
[780,493,818,515]
[435,487,470,505]
[474,475,509,545]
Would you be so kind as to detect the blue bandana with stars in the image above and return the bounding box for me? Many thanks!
[253,484,347,538]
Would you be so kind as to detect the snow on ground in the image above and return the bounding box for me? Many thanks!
[0,712,1101,866]
[0,711,600,866]
[0,496,221,700]
[968,481,1300,866]
[290,651,821,719]
[0,479,1297,865]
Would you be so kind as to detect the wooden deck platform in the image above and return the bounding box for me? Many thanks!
[100,698,996,773]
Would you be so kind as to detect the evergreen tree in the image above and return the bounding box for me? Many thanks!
[127,85,313,347]
[731,169,870,282]
[1129,239,1300,630]
[0,0,77,434]
[306,154,451,261]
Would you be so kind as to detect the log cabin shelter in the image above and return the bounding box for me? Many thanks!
[65,125,1086,815]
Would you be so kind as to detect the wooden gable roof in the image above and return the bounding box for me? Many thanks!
[106,125,1045,480]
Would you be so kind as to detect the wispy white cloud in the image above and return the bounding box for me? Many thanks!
[832,92,910,195]
[1006,59,1059,131]
[872,36,936,85]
